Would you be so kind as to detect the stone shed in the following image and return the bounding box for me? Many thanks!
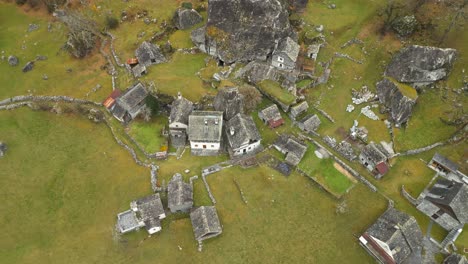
[167,173,193,213]
[190,206,222,242]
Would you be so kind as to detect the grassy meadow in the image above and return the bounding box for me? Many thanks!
[0,0,467,263]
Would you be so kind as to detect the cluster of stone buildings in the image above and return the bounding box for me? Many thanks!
[117,173,222,243]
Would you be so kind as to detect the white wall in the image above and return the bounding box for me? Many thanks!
[190,141,221,150]
[233,140,261,156]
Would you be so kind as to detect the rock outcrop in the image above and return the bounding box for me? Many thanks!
[376,78,417,127]
[8,55,18,66]
[385,45,457,86]
[391,15,419,37]
[173,8,203,30]
[195,0,295,63]
[22,61,34,73]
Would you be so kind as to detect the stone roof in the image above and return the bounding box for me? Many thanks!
[132,193,165,222]
[361,142,388,165]
[213,87,244,121]
[167,173,193,210]
[365,207,423,264]
[423,178,468,225]
[135,41,166,67]
[299,114,321,132]
[290,101,309,119]
[274,37,300,62]
[260,104,282,122]
[225,113,261,149]
[432,153,459,172]
[190,206,222,241]
[169,95,193,125]
[444,253,468,264]
[116,83,148,116]
[188,111,224,142]
[117,210,141,233]
[274,135,307,166]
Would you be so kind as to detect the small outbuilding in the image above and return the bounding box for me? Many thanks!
[359,207,423,264]
[297,114,321,133]
[289,101,309,120]
[109,83,148,123]
[359,142,390,179]
[167,173,193,213]
[273,134,307,166]
[258,104,284,129]
[169,93,194,147]
[428,153,467,184]
[135,41,166,67]
[272,37,300,71]
[190,206,222,242]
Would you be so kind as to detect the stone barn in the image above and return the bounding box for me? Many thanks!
[167,173,193,213]
[190,206,222,242]
[258,104,284,128]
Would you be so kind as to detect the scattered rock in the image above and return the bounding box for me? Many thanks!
[195,0,294,63]
[47,23,52,32]
[35,55,48,61]
[42,74,48,80]
[173,8,203,30]
[28,23,39,32]
[346,104,355,112]
[143,17,151,25]
[376,78,417,127]
[361,106,379,121]
[328,4,336,9]
[66,68,73,73]
[185,169,190,174]
[0,142,7,157]
[137,31,146,38]
[391,15,419,37]
[8,55,19,66]
[316,25,324,33]
[22,61,34,73]
[351,85,375,104]
[385,45,457,87]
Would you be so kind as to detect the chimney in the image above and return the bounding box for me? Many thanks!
[204,118,208,125]
[230,127,235,136]
[177,92,182,100]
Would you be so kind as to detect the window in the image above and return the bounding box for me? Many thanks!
[195,145,199,147]
[203,145,207,149]
[278,56,284,62]
[279,63,283,68]
[211,145,215,148]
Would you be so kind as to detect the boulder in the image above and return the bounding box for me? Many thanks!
[173,8,203,30]
[197,0,294,63]
[391,15,419,37]
[376,78,417,127]
[22,61,34,73]
[28,23,39,32]
[8,55,19,66]
[385,45,457,86]
[0,142,7,157]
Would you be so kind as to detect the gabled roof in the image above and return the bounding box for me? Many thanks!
[213,87,244,121]
[364,207,423,264]
[432,153,459,172]
[135,41,166,66]
[169,96,193,125]
[424,179,468,225]
[274,135,307,166]
[290,101,309,118]
[103,89,122,109]
[190,206,222,241]
[361,142,388,165]
[132,193,165,222]
[274,37,300,62]
[167,173,193,210]
[188,111,224,142]
[117,83,148,112]
[260,104,282,121]
[225,113,261,149]
[299,114,321,132]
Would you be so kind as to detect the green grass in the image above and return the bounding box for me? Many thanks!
[142,51,217,101]
[128,115,168,153]
[386,77,418,100]
[257,80,296,105]
[298,143,354,196]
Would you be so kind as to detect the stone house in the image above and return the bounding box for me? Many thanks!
[258,104,284,128]
[190,206,222,242]
[117,193,166,235]
[169,93,194,147]
[167,173,193,213]
[359,207,423,264]
[273,134,307,166]
[225,113,262,157]
[297,114,321,133]
[416,178,468,231]
[359,142,390,179]
[126,58,147,78]
[444,253,468,264]
[109,83,148,123]
[428,153,468,184]
[272,37,300,71]
[289,101,309,120]
[213,87,244,121]
[188,111,224,156]
[135,41,166,67]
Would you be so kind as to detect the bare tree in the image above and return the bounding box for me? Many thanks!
[239,85,262,113]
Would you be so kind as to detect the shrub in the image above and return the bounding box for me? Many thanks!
[181,2,193,9]
[105,16,119,30]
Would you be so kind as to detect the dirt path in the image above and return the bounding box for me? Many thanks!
[333,162,358,183]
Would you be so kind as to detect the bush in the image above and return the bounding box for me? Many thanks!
[15,0,27,5]
[105,16,119,30]
[181,2,193,9]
